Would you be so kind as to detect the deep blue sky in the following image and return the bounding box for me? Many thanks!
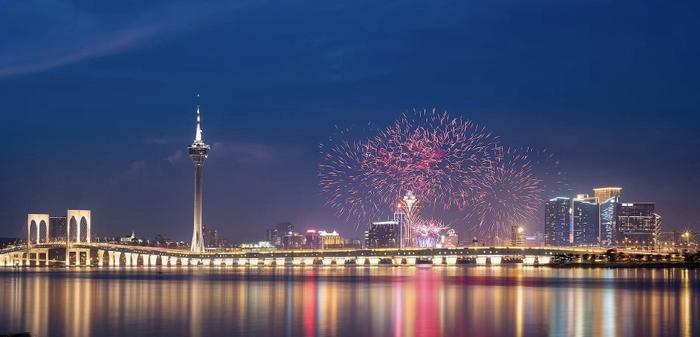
[1,0,698,241]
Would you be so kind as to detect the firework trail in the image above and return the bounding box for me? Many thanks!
[319,140,382,222]
[468,146,544,237]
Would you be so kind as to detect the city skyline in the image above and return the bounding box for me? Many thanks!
[1,1,699,243]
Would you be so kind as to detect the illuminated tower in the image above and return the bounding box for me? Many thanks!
[401,191,418,248]
[189,105,210,252]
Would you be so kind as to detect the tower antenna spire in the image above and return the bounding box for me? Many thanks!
[194,95,203,142]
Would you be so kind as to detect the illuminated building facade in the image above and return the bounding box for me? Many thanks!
[441,229,459,248]
[367,221,400,248]
[282,232,305,249]
[319,230,342,249]
[593,187,622,203]
[617,202,661,247]
[572,197,599,246]
[545,197,572,246]
[599,196,619,246]
[304,230,323,249]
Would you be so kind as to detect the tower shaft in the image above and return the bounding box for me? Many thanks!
[190,160,205,252]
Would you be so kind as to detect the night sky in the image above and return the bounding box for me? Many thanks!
[1,0,698,242]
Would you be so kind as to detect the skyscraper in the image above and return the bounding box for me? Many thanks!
[599,196,619,246]
[367,221,400,248]
[267,222,294,247]
[617,202,661,247]
[189,105,210,252]
[545,197,572,246]
[593,187,622,203]
[572,197,599,245]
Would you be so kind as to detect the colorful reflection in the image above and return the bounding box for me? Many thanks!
[0,267,698,337]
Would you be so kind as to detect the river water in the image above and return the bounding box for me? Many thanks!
[0,266,697,337]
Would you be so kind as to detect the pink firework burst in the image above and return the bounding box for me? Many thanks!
[363,108,496,209]
[413,218,448,248]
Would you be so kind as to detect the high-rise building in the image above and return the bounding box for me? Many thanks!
[593,187,622,203]
[572,198,599,246]
[203,225,221,248]
[304,230,323,249]
[599,196,619,246]
[282,232,305,249]
[319,230,343,249]
[189,104,210,252]
[367,221,400,248]
[510,225,525,246]
[441,229,459,248]
[545,197,572,246]
[400,191,418,248]
[49,216,67,243]
[267,222,294,247]
[617,202,661,247]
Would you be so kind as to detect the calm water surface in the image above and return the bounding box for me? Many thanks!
[0,266,697,337]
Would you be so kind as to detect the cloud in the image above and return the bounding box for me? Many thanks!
[166,149,185,164]
[164,141,279,165]
[212,142,277,164]
[0,25,161,78]
[0,1,254,78]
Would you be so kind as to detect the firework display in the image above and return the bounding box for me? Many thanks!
[413,218,448,248]
[468,146,544,237]
[319,108,564,238]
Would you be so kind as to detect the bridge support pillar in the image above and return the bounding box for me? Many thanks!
[213,258,223,266]
[490,256,502,265]
[476,256,488,265]
[262,259,273,267]
[274,257,286,266]
[537,256,551,265]
[322,258,333,266]
[130,253,138,266]
[124,253,132,266]
[169,256,178,266]
[335,257,345,266]
[248,258,259,266]
[237,258,248,266]
[292,258,303,266]
[114,252,122,266]
[224,258,234,266]
[149,255,157,266]
[432,256,444,265]
[406,257,416,265]
[367,257,380,266]
[303,258,315,266]
[445,256,458,265]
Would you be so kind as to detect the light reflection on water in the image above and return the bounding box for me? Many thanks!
[0,267,698,337]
